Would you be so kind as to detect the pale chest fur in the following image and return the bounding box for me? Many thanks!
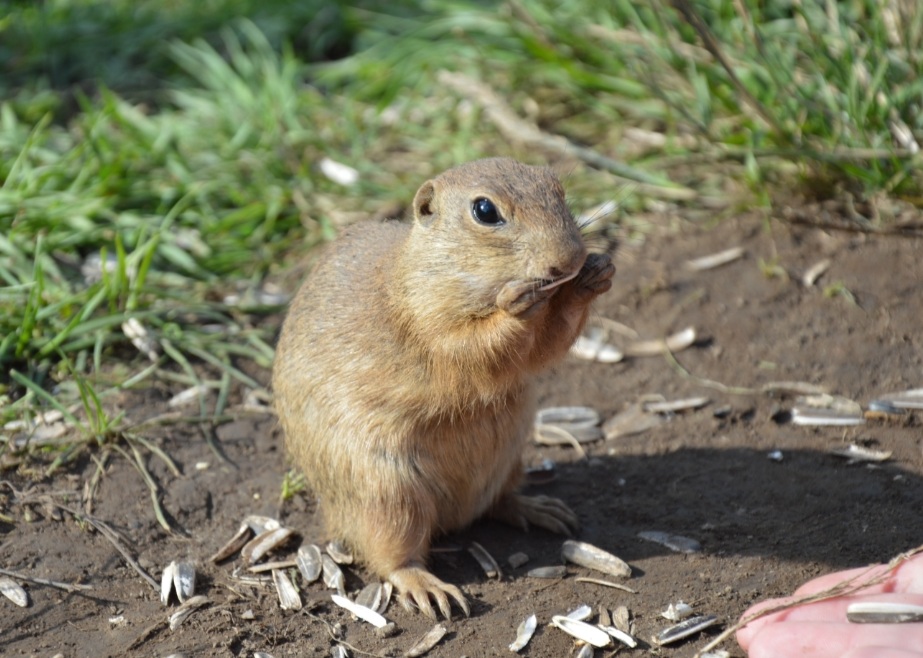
[406,390,535,532]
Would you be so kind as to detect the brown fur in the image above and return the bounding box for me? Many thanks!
[272,158,614,618]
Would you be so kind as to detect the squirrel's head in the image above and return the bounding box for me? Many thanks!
[409,158,587,314]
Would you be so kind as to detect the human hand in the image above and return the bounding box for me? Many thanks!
[737,553,923,658]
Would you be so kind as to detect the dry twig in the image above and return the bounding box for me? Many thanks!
[0,567,93,593]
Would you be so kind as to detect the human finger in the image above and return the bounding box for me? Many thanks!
[843,647,923,658]
[746,620,923,658]
[793,556,923,597]
[737,593,923,649]
[738,555,923,649]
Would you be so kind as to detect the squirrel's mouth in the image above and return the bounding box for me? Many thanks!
[537,268,580,292]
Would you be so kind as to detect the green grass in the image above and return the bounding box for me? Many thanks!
[321,0,923,201]
[0,0,354,101]
[2,0,922,471]
[1,23,336,431]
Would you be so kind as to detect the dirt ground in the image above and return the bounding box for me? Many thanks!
[3,210,922,658]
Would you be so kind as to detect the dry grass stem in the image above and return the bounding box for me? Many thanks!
[0,567,93,594]
[56,504,160,591]
[575,577,637,593]
[437,70,695,200]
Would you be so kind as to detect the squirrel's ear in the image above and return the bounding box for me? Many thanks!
[412,180,437,226]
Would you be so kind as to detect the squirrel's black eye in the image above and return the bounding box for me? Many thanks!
[471,197,504,226]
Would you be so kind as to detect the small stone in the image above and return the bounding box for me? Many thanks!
[375,622,399,638]
[507,552,529,569]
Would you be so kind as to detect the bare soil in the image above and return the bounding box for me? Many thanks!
[3,213,923,658]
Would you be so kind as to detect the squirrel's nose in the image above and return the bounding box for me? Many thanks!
[546,247,586,280]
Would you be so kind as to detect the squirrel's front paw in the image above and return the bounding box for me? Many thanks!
[571,253,615,300]
[497,280,556,318]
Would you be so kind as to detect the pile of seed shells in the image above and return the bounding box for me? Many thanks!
[205,515,457,656]
[503,539,722,655]
[145,520,726,657]
[534,379,921,467]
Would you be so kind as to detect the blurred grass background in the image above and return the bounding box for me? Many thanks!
[1,0,921,458]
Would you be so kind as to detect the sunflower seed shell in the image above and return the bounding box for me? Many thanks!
[322,555,346,595]
[875,388,923,409]
[122,318,159,361]
[566,604,593,621]
[319,157,360,186]
[599,624,638,648]
[802,258,831,287]
[168,595,210,631]
[161,562,176,605]
[297,544,323,583]
[405,623,448,657]
[865,401,906,416]
[612,606,630,633]
[469,542,502,579]
[355,582,383,611]
[602,403,665,440]
[508,613,537,652]
[273,569,302,611]
[550,616,611,648]
[534,406,603,444]
[661,601,694,621]
[638,531,702,554]
[653,614,718,645]
[0,577,29,607]
[209,522,253,563]
[575,644,594,658]
[562,540,631,578]
[326,540,354,565]
[791,407,865,426]
[244,515,282,534]
[536,406,600,427]
[173,562,196,603]
[829,444,892,463]
[377,582,393,614]
[242,527,293,564]
[685,247,745,271]
[847,601,923,623]
[535,424,603,445]
[570,334,624,363]
[249,559,298,573]
[624,327,695,357]
[331,593,388,627]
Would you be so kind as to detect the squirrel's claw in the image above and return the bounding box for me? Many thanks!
[390,565,470,620]
[493,493,580,536]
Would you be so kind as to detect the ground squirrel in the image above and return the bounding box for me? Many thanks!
[273,158,614,618]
